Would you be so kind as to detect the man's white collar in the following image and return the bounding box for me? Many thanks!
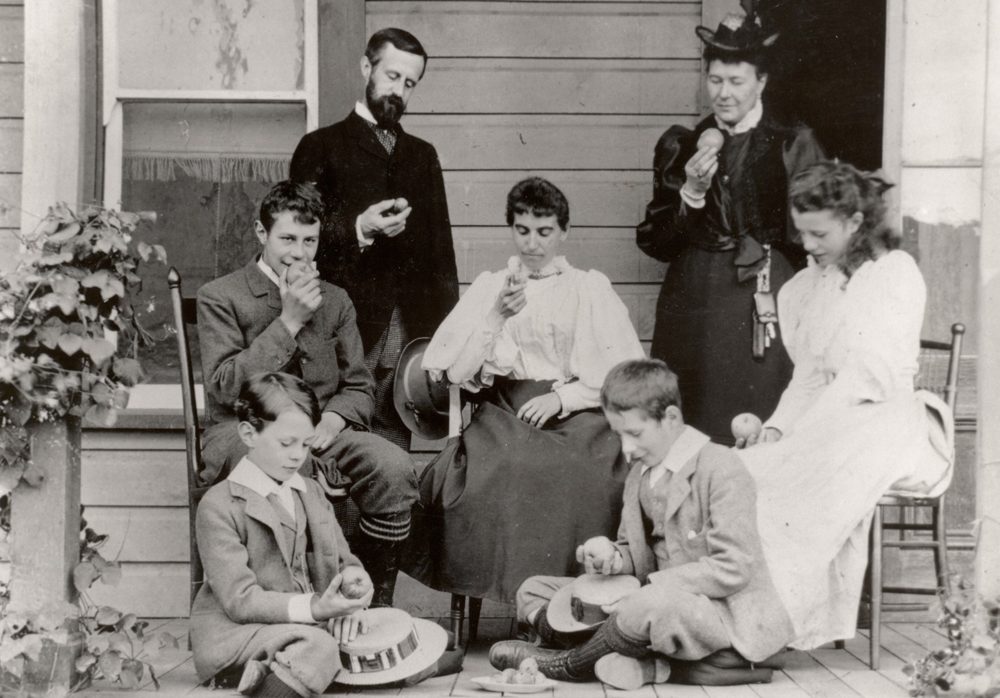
[355,101,378,126]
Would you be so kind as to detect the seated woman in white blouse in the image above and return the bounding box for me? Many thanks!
[406,177,645,604]
[736,161,954,649]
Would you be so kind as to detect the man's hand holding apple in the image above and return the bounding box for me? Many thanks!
[575,536,623,576]
[358,198,412,240]
[279,262,322,337]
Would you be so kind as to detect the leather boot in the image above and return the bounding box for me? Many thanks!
[353,532,403,608]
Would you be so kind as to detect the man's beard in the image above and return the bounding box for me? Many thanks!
[366,80,406,127]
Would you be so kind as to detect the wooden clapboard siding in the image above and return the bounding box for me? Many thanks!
[0,173,19,226]
[407,114,692,170]
[444,170,652,226]
[0,4,23,64]
[0,2,22,262]
[0,62,23,116]
[367,2,701,59]
[408,58,701,115]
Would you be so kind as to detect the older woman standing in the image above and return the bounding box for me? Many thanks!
[737,161,954,649]
[408,177,645,603]
[637,11,823,444]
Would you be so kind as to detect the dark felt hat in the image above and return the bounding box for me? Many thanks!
[696,12,778,53]
[393,337,450,441]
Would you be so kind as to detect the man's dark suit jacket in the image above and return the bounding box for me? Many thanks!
[289,111,459,351]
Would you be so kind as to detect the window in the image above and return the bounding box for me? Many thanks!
[101,0,317,390]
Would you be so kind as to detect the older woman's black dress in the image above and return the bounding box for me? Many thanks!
[637,113,823,444]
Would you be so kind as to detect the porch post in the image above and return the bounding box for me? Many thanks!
[976,0,1000,598]
[10,0,88,611]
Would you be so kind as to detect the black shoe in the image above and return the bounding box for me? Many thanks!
[489,641,562,671]
[353,533,403,607]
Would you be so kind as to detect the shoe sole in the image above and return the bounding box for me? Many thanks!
[594,653,670,690]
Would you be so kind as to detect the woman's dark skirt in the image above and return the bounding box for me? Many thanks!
[403,379,630,604]
[651,246,796,445]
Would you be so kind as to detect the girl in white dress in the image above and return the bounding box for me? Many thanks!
[405,177,645,603]
[736,161,954,648]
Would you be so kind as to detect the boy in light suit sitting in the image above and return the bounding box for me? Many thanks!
[192,372,373,697]
[490,359,794,689]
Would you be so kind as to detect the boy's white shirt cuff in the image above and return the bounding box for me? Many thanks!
[288,594,317,623]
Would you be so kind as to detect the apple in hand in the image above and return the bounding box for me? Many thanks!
[339,565,372,600]
[697,127,725,151]
[285,261,314,286]
[731,412,763,441]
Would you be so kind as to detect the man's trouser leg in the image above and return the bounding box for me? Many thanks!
[316,428,418,607]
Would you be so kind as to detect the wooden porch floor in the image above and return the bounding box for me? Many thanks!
[76,617,940,698]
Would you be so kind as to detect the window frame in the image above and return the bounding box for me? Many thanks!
[100,0,319,410]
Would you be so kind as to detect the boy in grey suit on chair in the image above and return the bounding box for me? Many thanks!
[197,181,418,607]
[490,359,793,689]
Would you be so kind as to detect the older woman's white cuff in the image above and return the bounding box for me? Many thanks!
[680,186,707,210]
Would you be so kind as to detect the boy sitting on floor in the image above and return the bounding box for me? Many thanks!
[192,372,373,697]
[489,358,794,689]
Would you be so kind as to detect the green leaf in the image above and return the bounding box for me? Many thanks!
[86,634,110,654]
[84,403,118,427]
[50,276,79,298]
[95,607,122,627]
[112,357,144,387]
[47,221,81,244]
[120,659,144,689]
[40,292,78,315]
[73,560,100,593]
[136,241,152,262]
[75,652,98,673]
[57,333,84,355]
[81,337,116,366]
[106,631,130,655]
[152,244,167,262]
[112,387,130,410]
[98,650,123,680]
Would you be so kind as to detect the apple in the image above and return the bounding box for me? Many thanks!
[285,261,314,286]
[731,412,763,441]
[339,565,371,600]
[697,127,725,151]
[518,657,539,675]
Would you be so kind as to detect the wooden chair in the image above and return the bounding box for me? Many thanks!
[865,322,966,669]
[168,267,362,613]
[167,267,212,637]
[442,385,483,648]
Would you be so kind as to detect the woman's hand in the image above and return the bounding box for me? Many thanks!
[735,426,783,449]
[310,573,373,622]
[329,611,369,643]
[683,145,720,198]
[516,392,562,428]
[491,274,527,320]
[575,536,622,575]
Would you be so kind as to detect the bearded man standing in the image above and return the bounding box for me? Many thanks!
[290,28,458,451]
